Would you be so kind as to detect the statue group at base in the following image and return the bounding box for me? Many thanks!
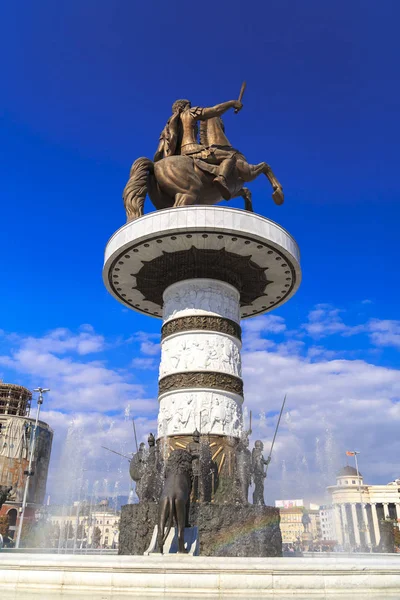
[123,91,284,221]
[128,427,274,554]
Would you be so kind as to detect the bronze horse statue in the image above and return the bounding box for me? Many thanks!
[123,117,284,221]
[157,449,193,554]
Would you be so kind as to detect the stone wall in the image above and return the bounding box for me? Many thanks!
[119,502,282,557]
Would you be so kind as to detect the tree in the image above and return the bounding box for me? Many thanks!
[394,526,400,550]
[52,522,61,548]
[93,526,101,548]
[64,521,75,540]
[0,515,9,537]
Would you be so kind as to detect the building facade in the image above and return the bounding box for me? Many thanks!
[49,501,120,549]
[275,499,321,545]
[327,466,400,549]
[319,505,338,542]
[0,382,53,539]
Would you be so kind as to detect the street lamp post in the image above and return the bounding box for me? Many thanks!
[15,387,50,549]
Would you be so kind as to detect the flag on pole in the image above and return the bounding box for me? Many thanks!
[346,451,355,456]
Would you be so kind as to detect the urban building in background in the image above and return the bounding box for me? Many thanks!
[275,499,322,546]
[0,381,53,539]
[48,500,120,549]
[319,505,338,542]
[327,466,400,550]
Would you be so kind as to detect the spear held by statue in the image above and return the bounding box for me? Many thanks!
[265,394,287,477]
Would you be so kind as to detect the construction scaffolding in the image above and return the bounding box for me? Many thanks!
[0,382,32,417]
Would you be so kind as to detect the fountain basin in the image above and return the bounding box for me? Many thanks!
[1,553,400,597]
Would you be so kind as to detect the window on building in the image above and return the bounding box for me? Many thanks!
[345,480,348,484]
[105,528,109,533]
[352,480,356,484]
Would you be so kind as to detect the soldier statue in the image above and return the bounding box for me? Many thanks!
[129,442,146,501]
[236,432,252,503]
[252,440,271,506]
[130,433,162,502]
[302,509,311,533]
[187,429,202,502]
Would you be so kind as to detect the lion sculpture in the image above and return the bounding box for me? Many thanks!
[157,449,193,554]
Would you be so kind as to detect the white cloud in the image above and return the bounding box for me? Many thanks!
[128,331,160,356]
[131,357,158,370]
[1,317,400,507]
[10,327,106,356]
[302,304,348,337]
[366,319,400,349]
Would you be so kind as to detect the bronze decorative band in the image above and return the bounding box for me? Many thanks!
[158,372,243,396]
[161,315,241,341]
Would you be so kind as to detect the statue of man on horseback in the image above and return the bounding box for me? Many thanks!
[123,85,284,221]
[154,98,243,200]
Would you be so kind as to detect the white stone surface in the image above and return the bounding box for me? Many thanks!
[163,278,240,323]
[1,553,400,597]
[103,206,301,319]
[159,331,242,379]
[158,277,243,439]
[158,389,243,437]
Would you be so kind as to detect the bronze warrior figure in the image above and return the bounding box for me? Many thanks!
[123,93,284,220]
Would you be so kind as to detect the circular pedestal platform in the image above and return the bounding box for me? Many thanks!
[103,206,301,319]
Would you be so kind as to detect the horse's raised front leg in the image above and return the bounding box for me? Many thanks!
[236,160,284,206]
[263,163,284,206]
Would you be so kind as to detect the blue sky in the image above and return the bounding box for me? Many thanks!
[0,1,399,504]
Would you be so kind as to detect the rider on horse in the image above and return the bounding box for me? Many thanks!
[154,98,243,200]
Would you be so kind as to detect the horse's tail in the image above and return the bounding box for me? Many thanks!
[162,497,174,546]
[122,157,154,222]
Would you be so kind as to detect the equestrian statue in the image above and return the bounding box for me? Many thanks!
[123,83,284,221]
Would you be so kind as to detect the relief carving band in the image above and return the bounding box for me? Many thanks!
[161,316,242,342]
[158,390,242,438]
[122,86,284,220]
[158,372,243,396]
[163,278,240,324]
[159,332,242,379]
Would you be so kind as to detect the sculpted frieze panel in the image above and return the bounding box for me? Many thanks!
[163,279,240,323]
[158,390,243,438]
[159,332,242,379]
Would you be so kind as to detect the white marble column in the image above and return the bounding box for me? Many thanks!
[340,504,349,547]
[334,504,343,545]
[371,503,380,546]
[351,503,361,546]
[395,503,400,522]
[158,279,243,439]
[362,504,371,547]
[383,503,390,519]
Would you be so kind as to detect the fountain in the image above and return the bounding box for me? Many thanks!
[2,93,399,598]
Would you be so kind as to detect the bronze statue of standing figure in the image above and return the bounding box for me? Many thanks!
[123,85,284,220]
[252,440,271,506]
[236,433,252,503]
[157,449,193,554]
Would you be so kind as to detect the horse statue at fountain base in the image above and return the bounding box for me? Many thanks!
[123,117,284,221]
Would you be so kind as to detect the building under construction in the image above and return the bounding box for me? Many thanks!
[0,382,53,539]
